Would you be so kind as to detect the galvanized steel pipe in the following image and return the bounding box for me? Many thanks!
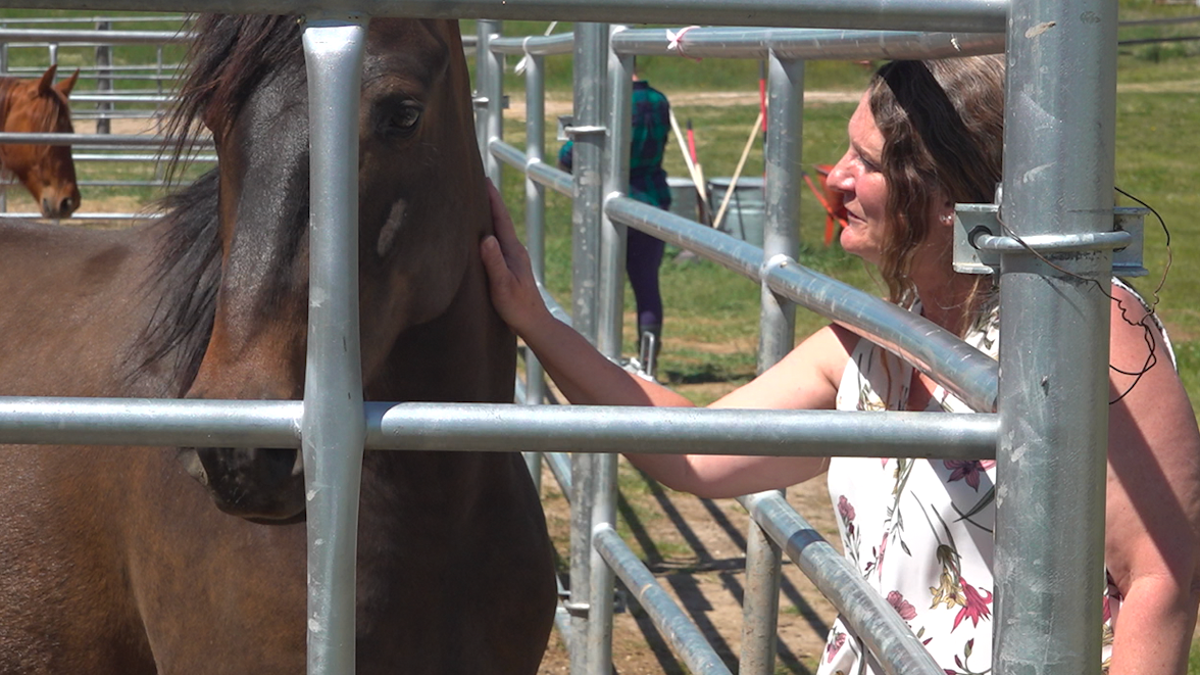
[0,0,1009,33]
[300,16,367,675]
[604,196,1000,411]
[993,0,1117,672]
[610,26,1003,59]
[594,525,735,675]
[740,491,945,675]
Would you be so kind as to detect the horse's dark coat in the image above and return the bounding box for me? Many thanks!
[0,15,554,673]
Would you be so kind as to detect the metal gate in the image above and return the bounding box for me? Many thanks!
[0,1,1124,674]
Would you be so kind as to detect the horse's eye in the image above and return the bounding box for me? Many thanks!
[380,103,422,137]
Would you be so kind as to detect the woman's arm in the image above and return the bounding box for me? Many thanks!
[1104,285,1200,675]
[480,182,690,408]
[480,182,847,497]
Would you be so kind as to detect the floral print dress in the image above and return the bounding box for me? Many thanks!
[817,294,1137,675]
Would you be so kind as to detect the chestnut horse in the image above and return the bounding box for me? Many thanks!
[0,15,554,673]
[0,64,80,218]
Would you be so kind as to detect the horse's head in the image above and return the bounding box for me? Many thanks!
[168,17,491,521]
[0,65,80,218]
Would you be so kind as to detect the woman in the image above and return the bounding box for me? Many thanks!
[480,55,1200,674]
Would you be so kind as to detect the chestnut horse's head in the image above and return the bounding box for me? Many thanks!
[0,65,80,218]
[156,16,493,520]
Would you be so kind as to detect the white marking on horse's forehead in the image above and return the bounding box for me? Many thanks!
[376,199,407,258]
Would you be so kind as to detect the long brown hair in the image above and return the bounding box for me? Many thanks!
[867,56,1005,321]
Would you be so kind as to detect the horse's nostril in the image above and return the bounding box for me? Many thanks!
[60,197,73,214]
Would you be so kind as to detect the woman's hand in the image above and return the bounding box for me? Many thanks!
[480,182,552,337]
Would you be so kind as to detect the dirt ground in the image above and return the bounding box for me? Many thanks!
[533,415,843,675]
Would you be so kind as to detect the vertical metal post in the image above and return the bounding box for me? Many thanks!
[567,23,608,675]
[758,51,801,367]
[483,22,505,187]
[994,0,1116,673]
[586,29,628,675]
[598,31,629,360]
[474,20,501,175]
[156,45,164,96]
[0,33,6,216]
[300,15,368,675]
[95,20,112,135]
[739,50,802,675]
[523,49,547,489]
[569,23,607,345]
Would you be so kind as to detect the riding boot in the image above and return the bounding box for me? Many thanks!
[637,323,662,380]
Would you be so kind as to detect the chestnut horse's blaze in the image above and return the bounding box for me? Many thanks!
[0,15,554,673]
[0,64,81,218]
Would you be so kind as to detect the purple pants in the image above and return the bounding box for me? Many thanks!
[627,228,665,332]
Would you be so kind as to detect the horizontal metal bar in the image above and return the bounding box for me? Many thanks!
[0,27,190,43]
[1119,35,1200,45]
[490,32,574,56]
[73,153,216,162]
[0,398,998,459]
[0,212,153,221]
[1120,14,1200,27]
[371,403,997,457]
[0,0,1008,32]
[739,491,944,675]
[0,397,301,447]
[71,93,173,104]
[528,157,573,196]
[605,196,999,411]
[973,230,1131,253]
[763,260,998,413]
[594,525,735,675]
[607,193,764,278]
[612,27,1003,60]
[490,138,528,170]
[489,140,573,196]
[0,132,211,148]
[0,14,186,23]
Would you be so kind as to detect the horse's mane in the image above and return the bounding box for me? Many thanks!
[136,15,307,392]
[0,78,24,127]
[164,15,305,178]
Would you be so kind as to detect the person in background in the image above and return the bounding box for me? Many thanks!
[484,54,1200,675]
[559,58,671,374]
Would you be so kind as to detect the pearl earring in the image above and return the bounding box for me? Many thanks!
[940,214,954,225]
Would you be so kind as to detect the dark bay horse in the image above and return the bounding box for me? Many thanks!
[0,64,80,218]
[0,15,554,673]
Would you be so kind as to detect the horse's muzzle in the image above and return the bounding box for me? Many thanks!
[40,187,79,219]
[179,446,306,521]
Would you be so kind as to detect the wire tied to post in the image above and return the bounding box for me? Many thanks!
[994,187,1172,405]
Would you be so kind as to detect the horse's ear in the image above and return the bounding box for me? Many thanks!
[37,64,58,95]
[55,69,80,98]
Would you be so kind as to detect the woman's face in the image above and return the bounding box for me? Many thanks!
[827,94,888,265]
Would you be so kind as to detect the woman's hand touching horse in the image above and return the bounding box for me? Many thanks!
[480,181,693,410]
[480,181,554,338]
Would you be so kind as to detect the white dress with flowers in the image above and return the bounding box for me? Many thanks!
[816,299,1127,675]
